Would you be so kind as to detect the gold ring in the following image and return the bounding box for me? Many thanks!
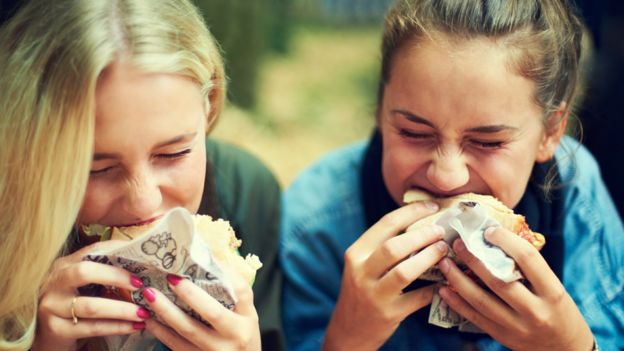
[70,296,78,325]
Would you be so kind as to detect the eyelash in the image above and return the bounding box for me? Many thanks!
[89,149,192,176]
[399,129,433,140]
[399,129,504,150]
[157,148,192,159]
[470,140,504,149]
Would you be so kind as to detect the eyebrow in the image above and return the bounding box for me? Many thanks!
[392,109,518,133]
[92,132,198,161]
[392,109,435,128]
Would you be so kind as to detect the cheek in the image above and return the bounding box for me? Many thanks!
[474,152,535,208]
[164,148,206,212]
[77,181,118,225]
[381,134,425,203]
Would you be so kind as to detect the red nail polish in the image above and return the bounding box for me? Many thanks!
[136,307,150,319]
[142,288,156,303]
[133,322,146,330]
[130,275,143,289]
[167,274,183,286]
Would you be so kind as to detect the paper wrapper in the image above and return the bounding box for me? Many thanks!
[80,207,236,350]
[413,201,523,331]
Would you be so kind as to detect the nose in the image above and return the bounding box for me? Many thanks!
[122,168,162,220]
[426,149,470,192]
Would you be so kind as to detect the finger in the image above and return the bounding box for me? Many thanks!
[438,286,510,341]
[377,240,448,293]
[58,261,142,291]
[396,284,437,315]
[350,201,440,256]
[47,316,144,340]
[66,240,131,263]
[365,225,444,278]
[61,296,149,322]
[141,287,221,347]
[167,275,251,339]
[223,268,258,318]
[438,257,520,327]
[483,227,563,297]
[145,319,202,351]
[450,238,540,315]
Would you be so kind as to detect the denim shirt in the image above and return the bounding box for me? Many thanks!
[280,136,624,350]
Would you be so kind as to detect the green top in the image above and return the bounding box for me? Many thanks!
[200,139,284,351]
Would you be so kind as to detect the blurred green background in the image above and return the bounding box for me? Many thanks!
[193,0,394,186]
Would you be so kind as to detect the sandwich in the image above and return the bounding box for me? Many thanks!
[81,213,262,301]
[404,190,545,282]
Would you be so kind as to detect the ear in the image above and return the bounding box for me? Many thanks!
[536,102,568,163]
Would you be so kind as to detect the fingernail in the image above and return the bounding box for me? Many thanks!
[439,258,450,274]
[133,322,146,330]
[167,274,183,287]
[438,286,448,298]
[484,227,496,240]
[454,239,466,252]
[142,288,156,303]
[130,275,143,289]
[136,307,150,319]
[435,241,448,252]
[424,201,439,210]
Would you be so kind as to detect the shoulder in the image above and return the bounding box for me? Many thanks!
[205,138,281,246]
[556,137,624,344]
[283,141,367,221]
[555,136,601,187]
[554,136,620,229]
[281,141,368,249]
[285,141,367,198]
[206,138,278,189]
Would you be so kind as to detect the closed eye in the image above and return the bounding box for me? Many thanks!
[470,140,504,149]
[156,148,192,159]
[90,166,115,175]
[399,129,434,140]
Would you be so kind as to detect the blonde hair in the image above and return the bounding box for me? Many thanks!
[0,0,225,349]
[378,0,583,126]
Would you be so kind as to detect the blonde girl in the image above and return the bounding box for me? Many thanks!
[0,0,268,350]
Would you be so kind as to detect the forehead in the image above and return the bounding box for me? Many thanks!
[94,61,205,149]
[385,34,542,125]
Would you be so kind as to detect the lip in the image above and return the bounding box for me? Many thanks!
[115,214,164,228]
[409,185,483,199]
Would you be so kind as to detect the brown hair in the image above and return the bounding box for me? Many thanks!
[377,0,584,128]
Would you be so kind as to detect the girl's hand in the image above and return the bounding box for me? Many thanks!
[32,241,148,351]
[144,271,260,351]
[439,227,594,351]
[323,201,448,351]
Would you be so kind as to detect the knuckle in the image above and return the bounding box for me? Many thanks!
[547,286,567,305]
[380,241,401,260]
[529,310,549,329]
[48,319,66,337]
[392,265,412,287]
[343,249,362,272]
[38,296,54,314]
[82,300,99,317]
[235,284,254,302]
[177,321,199,340]
[516,247,538,264]
[471,296,490,314]
[89,320,108,336]
[380,212,402,229]
[233,331,251,350]
[378,308,399,325]
[72,261,92,281]
[489,277,508,291]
